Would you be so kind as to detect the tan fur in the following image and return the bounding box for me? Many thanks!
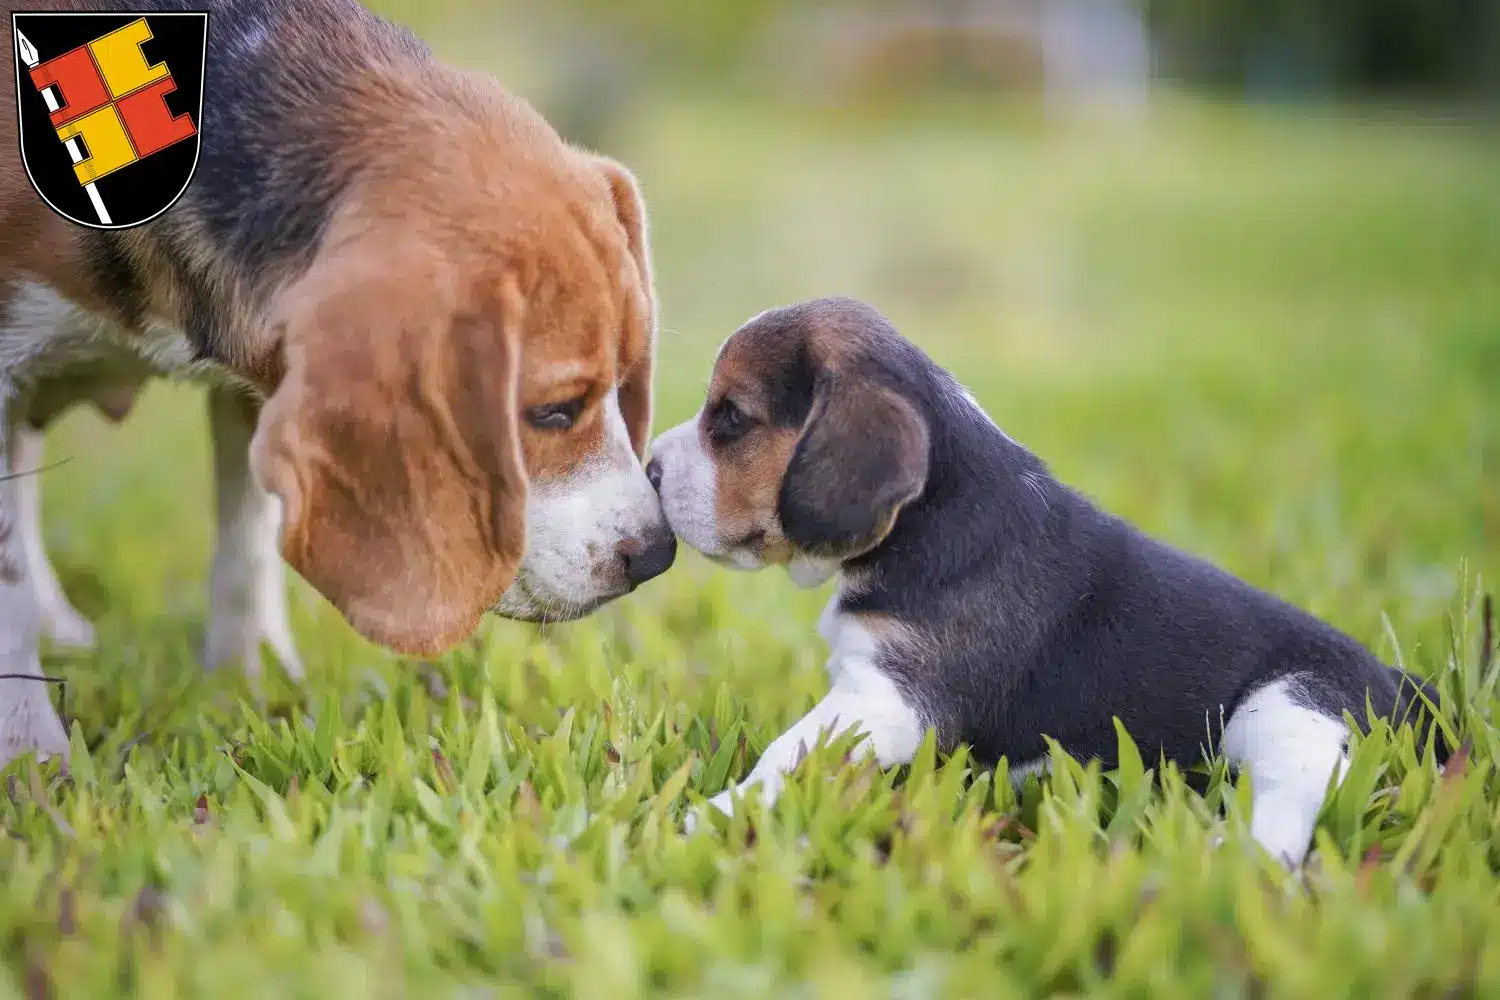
[695,307,926,566]
[704,352,802,565]
[2,5,657,654]
[251,70,655,652]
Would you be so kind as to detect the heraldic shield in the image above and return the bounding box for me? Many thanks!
[12,11,206,229]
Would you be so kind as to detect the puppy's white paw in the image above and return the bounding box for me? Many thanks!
[684,789,737,834]
[706,789,737,817]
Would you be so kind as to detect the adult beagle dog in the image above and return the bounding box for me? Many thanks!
[650,297,1445,867]
[0,0,676,768]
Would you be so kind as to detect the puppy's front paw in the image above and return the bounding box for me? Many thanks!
[706,789,737,818]
[684,789,737,834]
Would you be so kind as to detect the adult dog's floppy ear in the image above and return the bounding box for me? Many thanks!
[778,373,930,559]
[594,155,656,459]
[250,249,528,655]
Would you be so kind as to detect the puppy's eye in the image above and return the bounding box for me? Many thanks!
[706,397,753,444]
[526,397,585,431]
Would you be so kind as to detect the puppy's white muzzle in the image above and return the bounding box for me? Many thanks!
[647,414,741,561]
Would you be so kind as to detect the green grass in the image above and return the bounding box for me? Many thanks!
[4,92,1499,997]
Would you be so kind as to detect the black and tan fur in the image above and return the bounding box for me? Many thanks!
[652,297,1447,868]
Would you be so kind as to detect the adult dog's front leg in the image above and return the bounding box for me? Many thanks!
[0,397,69,769]
[203,386,301,680]
[7,422,95,648]
[695,662,926,826]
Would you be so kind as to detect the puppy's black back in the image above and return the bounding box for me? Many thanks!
[838,329,1445,772]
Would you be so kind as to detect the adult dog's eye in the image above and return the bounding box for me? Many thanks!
[706,398,753,444]
[526,397,585,431]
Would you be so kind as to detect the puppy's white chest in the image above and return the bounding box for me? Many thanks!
[816,592,842,649]
[818,594,847,683]
[818,590,886,684]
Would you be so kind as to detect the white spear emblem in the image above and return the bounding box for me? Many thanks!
[16,27,113,225]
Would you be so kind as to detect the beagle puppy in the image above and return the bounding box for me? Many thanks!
[650,297,1445,867]
[0,0,675,768]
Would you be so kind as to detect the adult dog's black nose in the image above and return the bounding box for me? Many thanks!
[620,527,677,589]
[646,457,664,493]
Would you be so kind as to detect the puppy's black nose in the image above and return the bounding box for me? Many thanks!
[621,527,677,589]
[646,457,664,493]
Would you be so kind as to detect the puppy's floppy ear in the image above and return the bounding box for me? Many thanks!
[594,155,656,459]
[250,248,528,655]
[778,373,930,559]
